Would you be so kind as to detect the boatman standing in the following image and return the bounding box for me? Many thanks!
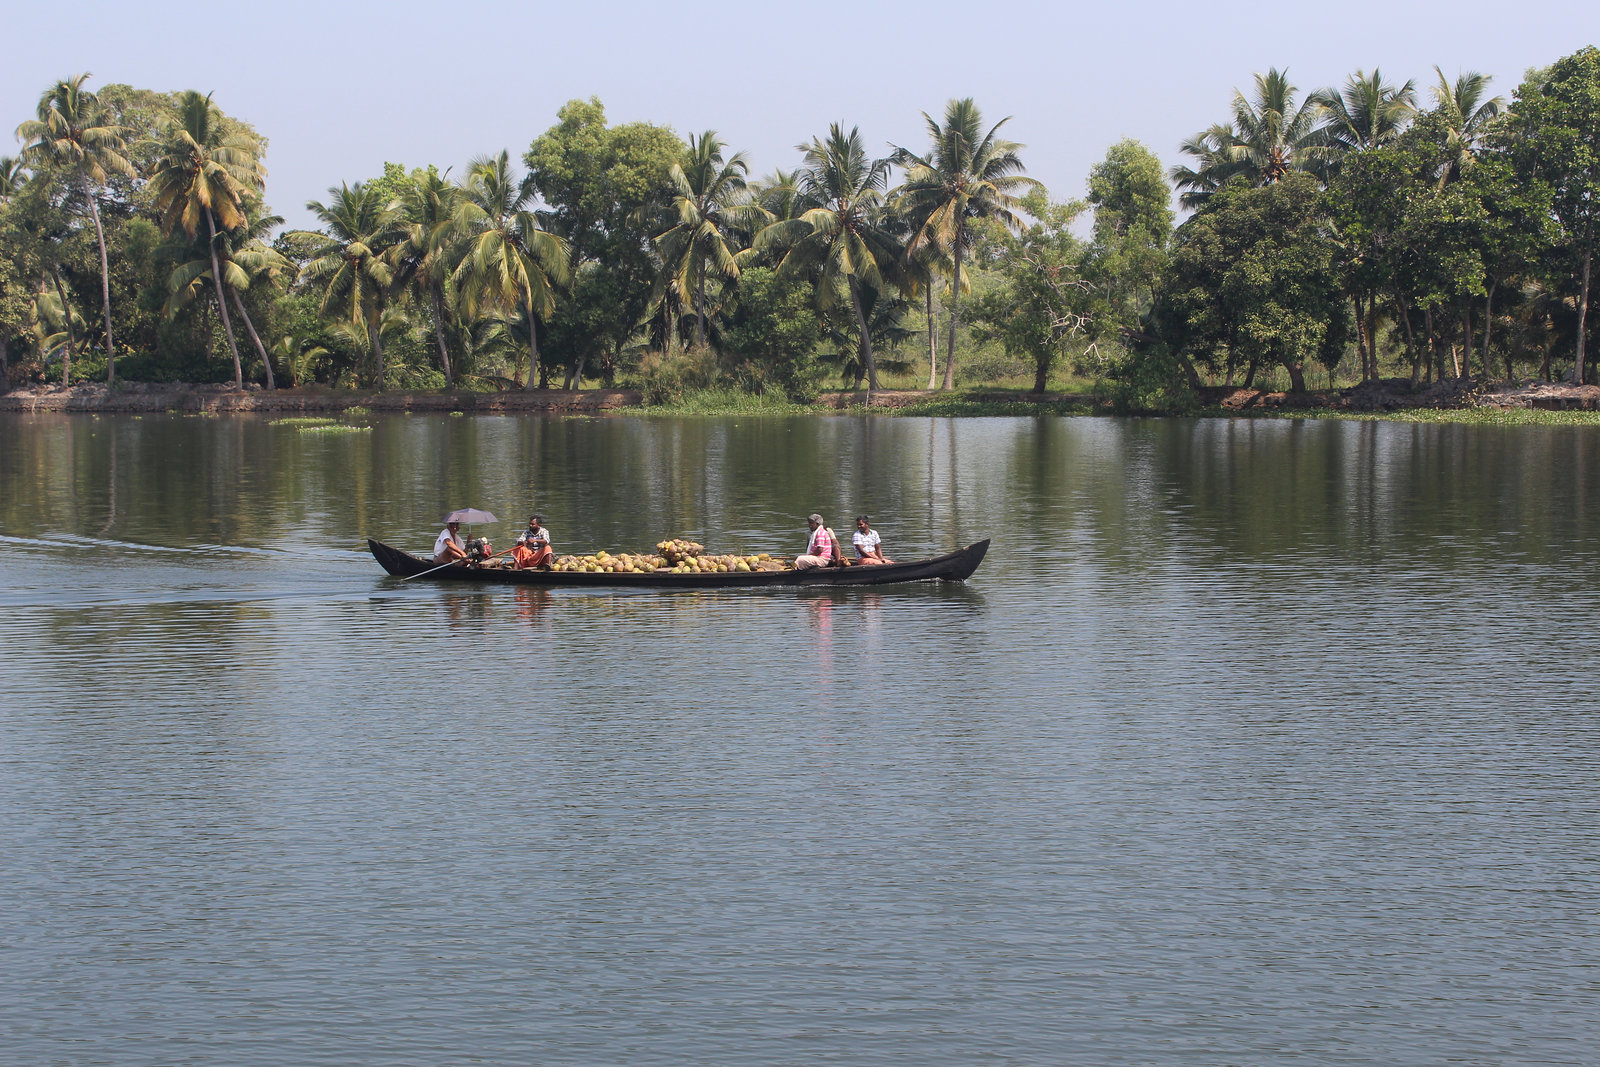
[794,513,837,570]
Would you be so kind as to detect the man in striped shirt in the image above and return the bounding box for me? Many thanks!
[794,513,836,570]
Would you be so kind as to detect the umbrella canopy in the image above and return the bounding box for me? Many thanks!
[443,508,498,524]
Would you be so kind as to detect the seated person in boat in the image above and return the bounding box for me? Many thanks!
[852,515,894,565]
[795,513,840,570]
[511,515,554,569]
[433,520,470,564]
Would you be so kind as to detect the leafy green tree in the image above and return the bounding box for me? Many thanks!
[145,90,265,388]
[893,98,1040,389]
[757,124,902,393]
[3,160,93,384]
[0,157,33,389]
[300,182,403,387]
[720,266,822,399]
[16,74,136,382]
[1086,140,1173,342]
[453,150,571,389]
[1510,46,1600,382]
[969,191,1095,393]
[654,131,766,350]
[525,99,682,386]
[1159,173,1347,392]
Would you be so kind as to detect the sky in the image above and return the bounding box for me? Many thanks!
[3,0,1594,231]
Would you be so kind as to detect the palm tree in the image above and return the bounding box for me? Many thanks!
[751,168,802,225]
[0,156,25,199]
[1169,123,1243,209]
[1313,69,1418,167]
[1173,70,1326,205]
[164,212,289,389]
[453,151,570,390]
[393,167,462,385]
[654,132,768,349]
[1228,69,1328,181]
[1431,67,1505,182]
[145,90,265,388]
[300,183,403,387]
[16,74,136,383]
[757,124,902,393]
[893,98,1040,390]
[29,279,83,382]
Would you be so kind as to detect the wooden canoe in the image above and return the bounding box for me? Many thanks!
[367,538,990,588]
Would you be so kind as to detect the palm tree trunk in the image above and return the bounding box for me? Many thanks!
[526,310,541,391]
[229,288,275,390]
[1395,295,1420,385]
[430,283,454,386]
[849,275,878,395]
[1,333,9,393]
[695,265,707,350]
[1367,294,1379,380]
[1461,306,1474,382]
[942,238,963,391]
[1353,294,1370,381]
[205,211,245,389]
[925,283,938,389]
[50,270,75,386]
[368,304,386,389]
[85,188,116,384]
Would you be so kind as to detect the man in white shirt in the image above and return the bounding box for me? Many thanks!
[851,515,893,565]
[433,520,468,564]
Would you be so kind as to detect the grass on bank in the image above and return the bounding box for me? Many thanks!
[1256,407,1600,426]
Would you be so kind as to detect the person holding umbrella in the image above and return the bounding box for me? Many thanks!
[433,508,498,564]
[433,520,469,564]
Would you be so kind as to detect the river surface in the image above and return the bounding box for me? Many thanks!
[2,412,1597,1066]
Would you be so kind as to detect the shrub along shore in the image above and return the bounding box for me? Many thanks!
[3,379,1597,421]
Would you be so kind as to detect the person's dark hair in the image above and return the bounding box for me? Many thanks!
[856,515,870,523]
[529,515,542,524]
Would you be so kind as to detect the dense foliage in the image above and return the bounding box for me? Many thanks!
[2,49,1597,402]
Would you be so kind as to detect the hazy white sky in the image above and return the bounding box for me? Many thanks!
[4,0,1593,230]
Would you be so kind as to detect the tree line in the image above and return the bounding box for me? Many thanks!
[1,47,1596,406]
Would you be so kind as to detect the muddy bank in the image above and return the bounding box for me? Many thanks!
[6,379,1597,416]
[0,384,952,414]
[0,383,643,415]
[1201,378,1600,413]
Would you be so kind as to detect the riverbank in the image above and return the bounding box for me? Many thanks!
[1200,378,1600,413]
[0,383,1080,416]
[4,378,1598,417]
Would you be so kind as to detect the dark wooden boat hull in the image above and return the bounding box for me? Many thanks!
[367,538,990,588]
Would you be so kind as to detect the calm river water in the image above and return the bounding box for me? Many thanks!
[2,412,1597,1066]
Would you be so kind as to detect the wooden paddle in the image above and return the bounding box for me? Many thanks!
[403,546,515,581]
